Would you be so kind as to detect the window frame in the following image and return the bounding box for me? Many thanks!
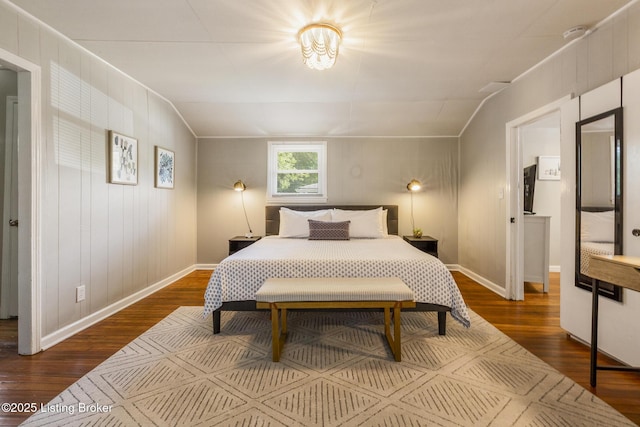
[267,141,327,203]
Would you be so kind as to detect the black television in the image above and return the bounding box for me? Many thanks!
[523,164,536,214]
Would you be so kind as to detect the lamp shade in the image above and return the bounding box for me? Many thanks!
[234,180,246,192]
[298,23,342,71]
[406,179,421,191]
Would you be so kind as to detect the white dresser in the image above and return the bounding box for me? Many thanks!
[523,215,551,292]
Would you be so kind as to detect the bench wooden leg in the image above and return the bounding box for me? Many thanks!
[394,303,401,361]
[270,304,280,362]
[383,303,403,361]
[269,304,288,362]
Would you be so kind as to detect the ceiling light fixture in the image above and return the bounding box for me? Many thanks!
[298,23,342,71]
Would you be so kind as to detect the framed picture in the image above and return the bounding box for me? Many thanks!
[108,131,138,185]
[155,146,175,189]
[537,155,560,180]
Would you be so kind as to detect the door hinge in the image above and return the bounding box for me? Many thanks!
[510,217,515,223]
[9,219,18,227]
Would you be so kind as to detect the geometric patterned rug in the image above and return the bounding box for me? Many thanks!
[21,307,634,426]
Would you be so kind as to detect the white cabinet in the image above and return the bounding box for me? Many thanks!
[523,215,551,292]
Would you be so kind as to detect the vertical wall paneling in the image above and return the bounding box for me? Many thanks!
[0,2,197,345]
[459,4,640,294]
[89,57,109,313]
[79,53,91,316]
[40,28,60,335]
[57,39,82,326]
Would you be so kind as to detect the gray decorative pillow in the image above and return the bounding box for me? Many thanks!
[308,220,350,240]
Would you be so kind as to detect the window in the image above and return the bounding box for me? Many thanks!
[267,141,327,203]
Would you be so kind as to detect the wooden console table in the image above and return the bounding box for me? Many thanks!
[587,255,640,386]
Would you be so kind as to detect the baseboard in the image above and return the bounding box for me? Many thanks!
[195,263,217,270]
[457,266,507,298]
[550,265,560,273]
[40,265,197,351]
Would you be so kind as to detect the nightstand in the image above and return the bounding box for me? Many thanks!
[403,235,438,258]
[229,236,262,255]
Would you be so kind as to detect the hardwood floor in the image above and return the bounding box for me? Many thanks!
[1,270,638,426]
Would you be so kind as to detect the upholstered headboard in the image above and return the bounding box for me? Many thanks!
[265,205,399,236]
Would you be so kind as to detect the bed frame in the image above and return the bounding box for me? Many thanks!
[212,205,451,335]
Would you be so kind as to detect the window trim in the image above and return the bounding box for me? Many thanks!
[267,141,327,204]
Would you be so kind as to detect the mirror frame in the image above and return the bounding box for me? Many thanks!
[575,107,623,301]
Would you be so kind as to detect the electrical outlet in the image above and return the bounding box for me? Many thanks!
[76,285,86,303]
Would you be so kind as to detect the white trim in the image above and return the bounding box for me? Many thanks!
[0,47,43,355]
[198,134,461,139]
[195,263,217,270]
[504,95,571,301]
[40,266,196,350]
[457,266,507,298]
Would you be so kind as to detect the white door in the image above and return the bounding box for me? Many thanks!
[0,96,18,319]
[623,70,640,256]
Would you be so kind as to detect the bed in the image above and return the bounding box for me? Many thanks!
[203,205,470,335]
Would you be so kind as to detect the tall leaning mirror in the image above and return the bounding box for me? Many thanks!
[575,107,623,301]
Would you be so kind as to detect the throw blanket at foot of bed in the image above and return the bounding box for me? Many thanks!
[255,277,416,362]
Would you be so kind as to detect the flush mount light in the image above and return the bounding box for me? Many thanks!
[298,23,342,70]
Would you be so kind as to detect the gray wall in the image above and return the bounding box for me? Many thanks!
[459,4,640,289]
[1,2,197,337]
[521,123,561,268]
[197,137,459,264]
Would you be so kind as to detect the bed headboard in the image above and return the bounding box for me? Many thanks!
[265,205,399,236]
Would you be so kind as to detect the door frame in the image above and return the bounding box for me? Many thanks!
[0,47,42,355]
[505,95,570,300]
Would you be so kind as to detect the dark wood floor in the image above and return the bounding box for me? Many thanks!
[1,270,639,426]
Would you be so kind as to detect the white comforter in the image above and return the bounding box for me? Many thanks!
[203,236,470,327]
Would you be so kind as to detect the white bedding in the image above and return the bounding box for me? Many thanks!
[203,235,470,327]
[580,241,614,275]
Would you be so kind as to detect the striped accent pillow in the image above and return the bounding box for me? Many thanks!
[308,220,350,240]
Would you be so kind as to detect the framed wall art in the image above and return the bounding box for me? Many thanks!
[108,130,138,185]
[155,146,175,189]
[537,155,560,180]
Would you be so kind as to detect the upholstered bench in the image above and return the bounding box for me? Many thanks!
[255,277,416,362]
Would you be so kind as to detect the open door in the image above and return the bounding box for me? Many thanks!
[0,95,18,319]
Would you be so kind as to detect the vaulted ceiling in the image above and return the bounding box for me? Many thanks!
[9,0,632,137]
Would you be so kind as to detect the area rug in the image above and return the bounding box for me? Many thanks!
[21,307,634,426]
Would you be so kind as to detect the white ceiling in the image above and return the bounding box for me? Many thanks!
[9,0,632,138]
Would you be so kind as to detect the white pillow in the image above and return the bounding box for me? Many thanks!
[382,209,389,236]
[279,208,331,238]
[581,210,614,242]
[332,207,385,238]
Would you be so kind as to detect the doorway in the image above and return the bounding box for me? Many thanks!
[0,48,41,355]
[505,96,569,300]
[1,94,18,319]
